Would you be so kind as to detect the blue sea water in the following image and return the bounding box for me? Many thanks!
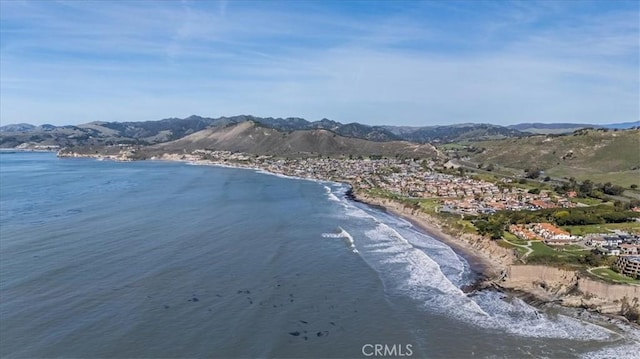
[0,152,638,358]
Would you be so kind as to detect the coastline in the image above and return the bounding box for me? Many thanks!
[182,155,509,279]
[53,151,640,330]
[347,189,511,280]
[67,151,512,280]
[346,188,640,337]
[6,151,639,357]
[0,148,57,153]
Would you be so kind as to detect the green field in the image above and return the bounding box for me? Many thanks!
[456,219,477,234]
[502,231,528,245]
[418,198,441,213]
[526,241,593,265]
[549,244,588,251]
[569,197,609,206]
[496,239,528,256]
[457,129,640,188]
[529,241,558,256]
[562,222,640,236]
[547,167,640,188]
[590,267,640,285]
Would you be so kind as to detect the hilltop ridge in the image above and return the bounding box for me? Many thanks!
[0,115,529,148]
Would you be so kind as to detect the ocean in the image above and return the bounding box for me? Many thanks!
[0,151,638,358]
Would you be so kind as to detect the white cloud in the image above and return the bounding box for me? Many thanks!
[0,1,637,126]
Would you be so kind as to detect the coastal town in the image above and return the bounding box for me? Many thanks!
[3,1,640,357]
[59,147,640,285]
[189,150,574,213]
[150,149,640,281]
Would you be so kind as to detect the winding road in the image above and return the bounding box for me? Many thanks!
[501,237,534,258]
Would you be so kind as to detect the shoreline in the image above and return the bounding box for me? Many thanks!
[68,151,510,280]
[166,157,640,338]
[346,189,511,280]
[183,155,507,280]
[345,189,501,279]
[52,151,640,332]
[346,188,640,338]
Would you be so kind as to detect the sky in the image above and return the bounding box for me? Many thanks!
[0,0,638,127]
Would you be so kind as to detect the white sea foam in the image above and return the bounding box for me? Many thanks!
[361,224,488,317]
[336,190,624,343]
[328,193,341,202]
[344,205,377,220]
[322,227,357,252]
[468,291,618,340]
[354,218,620,342]
[581,342,640,359]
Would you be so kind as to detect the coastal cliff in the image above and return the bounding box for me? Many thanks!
[503,265,640,316]
[350,190,515,278]
[350,190,640,321]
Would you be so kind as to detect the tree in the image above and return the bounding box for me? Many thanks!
[579,180,594,197]
[543,176,551,182]
[525,167,541,179]
[631,184,638,189]
[553,210,570,220]
[601,182,625,196]
[486,163,495,172]
[474,217,506,239]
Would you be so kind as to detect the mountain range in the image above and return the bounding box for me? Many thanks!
[3,115,637,187]
[1,115,637,157]
[143,120,443,159]
[0,114,534,149]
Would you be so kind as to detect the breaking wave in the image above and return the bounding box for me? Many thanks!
[334,194,621,342]
[324,186,341,202]
[322,227,358,253]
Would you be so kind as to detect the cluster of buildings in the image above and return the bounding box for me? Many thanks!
[188,150,575,216]
[615,256,640,279]
[586,232,640,257]
[439,187,575,215]
[509,223,577,245]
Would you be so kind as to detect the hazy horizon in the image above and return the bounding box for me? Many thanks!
[2,113,640,129]
[1,1,638,127]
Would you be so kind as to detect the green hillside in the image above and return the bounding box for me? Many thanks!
[452,129,640,187]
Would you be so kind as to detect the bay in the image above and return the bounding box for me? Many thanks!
[0,152,637,358]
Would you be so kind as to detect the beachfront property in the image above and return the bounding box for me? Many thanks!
[615,256,640,279]
[508,223,577,245]
[508,224,539,241]
[189,150,578,218]
[595,247,621,256]
[530,223,576,243]
[583,232,640,261]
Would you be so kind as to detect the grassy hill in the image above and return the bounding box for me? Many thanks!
[382,123,527,143]
[144,121,443,159]
[451,128,640,187]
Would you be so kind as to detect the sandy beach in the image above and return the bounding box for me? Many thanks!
[348,190,513,279]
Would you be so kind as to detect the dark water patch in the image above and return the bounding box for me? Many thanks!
[0,153,635,359]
